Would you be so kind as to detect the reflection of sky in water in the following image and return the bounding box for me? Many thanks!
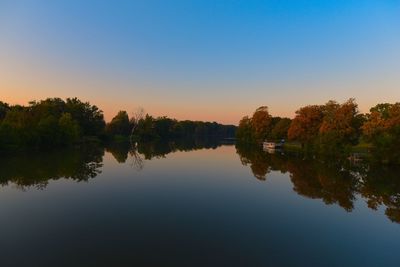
[0,145,399,266]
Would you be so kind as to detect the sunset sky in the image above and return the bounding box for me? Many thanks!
[1,0,399,124]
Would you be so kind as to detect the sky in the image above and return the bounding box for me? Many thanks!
[1,0,399,124]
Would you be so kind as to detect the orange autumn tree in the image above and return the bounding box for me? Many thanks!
[319,99,361,137]
[288,99,363,154]
[317,99,364,154]
[251,106,273,143]
[288,105,324,148]
[236,106,291,144]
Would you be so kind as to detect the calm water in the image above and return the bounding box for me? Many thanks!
[0,141,399,267]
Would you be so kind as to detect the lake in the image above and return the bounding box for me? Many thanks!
[0,141,399,267]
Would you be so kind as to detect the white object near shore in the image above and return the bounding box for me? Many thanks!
[263,141,284,150]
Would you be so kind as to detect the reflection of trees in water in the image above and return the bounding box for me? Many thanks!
[105,141,144,170]
[106,138,224,171]
[129,143,144,171]
[0,145,104,190]
[0,138,225,190]
[237,145,288,181]
[136,138,221,160]
[236,144,400,223]
[286,160,357,211]
[356,165,400,223]
[106,142,130,163]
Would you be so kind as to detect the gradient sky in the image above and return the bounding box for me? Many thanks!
[1,0,399,124]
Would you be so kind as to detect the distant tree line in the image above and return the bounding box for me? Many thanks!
[105,109,236,141]
[0,98,236,150]
[130,115,236,141]
[236,99,400,164]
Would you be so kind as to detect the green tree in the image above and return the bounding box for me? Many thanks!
[0,98,106,149]
[59,113,80,144]
[37,115,60,147]
[236,116,255,143]
[0,101,10,122]
[65,98,105,136]
[362,103,400,163]
[270,117,291,140]
[106,111,131,137]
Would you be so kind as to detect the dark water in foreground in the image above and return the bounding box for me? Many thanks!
[0,141,399,267]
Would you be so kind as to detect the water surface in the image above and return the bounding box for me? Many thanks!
[0,142,399,267]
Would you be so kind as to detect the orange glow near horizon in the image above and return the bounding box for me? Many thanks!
[1,86,398,126]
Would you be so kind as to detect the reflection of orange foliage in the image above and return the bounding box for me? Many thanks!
[358,165,400,223]
[386,208,400,223]
[236,145,400,224]
[250,163,269,181]
[286,160,356,211]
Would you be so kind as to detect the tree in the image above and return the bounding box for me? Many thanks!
[251,106,273,142]
[130,107,145,137]
[317,99,362,155]
[65,98,105,136]
[0,101,10,122]
[236,116,254,143]
[288,105,324,148]
[58,113,80,144]
[154,117,175,137]
[362,103,400,163]
[270,117,291,140]
[0,98,106,149]
[106,111,131,136]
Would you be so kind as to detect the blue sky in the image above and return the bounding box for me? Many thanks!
[1,0,399,123]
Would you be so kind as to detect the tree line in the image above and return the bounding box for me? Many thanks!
[106,110,236,142]
[236,99,400,164]
[0,98,236,150]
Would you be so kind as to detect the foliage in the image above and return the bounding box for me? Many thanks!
[251,106,273,142]
[236,144,400,223]
[0,101,10,122]
[236,106,292,144]
[0,144,104,189]
[236,116,255,143]
[270,117,291,140]
[237,99,400,163]
[362,103,400,164]
[64,98,105,136]
[105,111,131,137]
[315,99,363,156]
[58,113,81,144]
[0,98,105,149]
[132,115,236,142]
[288,105,324,148]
